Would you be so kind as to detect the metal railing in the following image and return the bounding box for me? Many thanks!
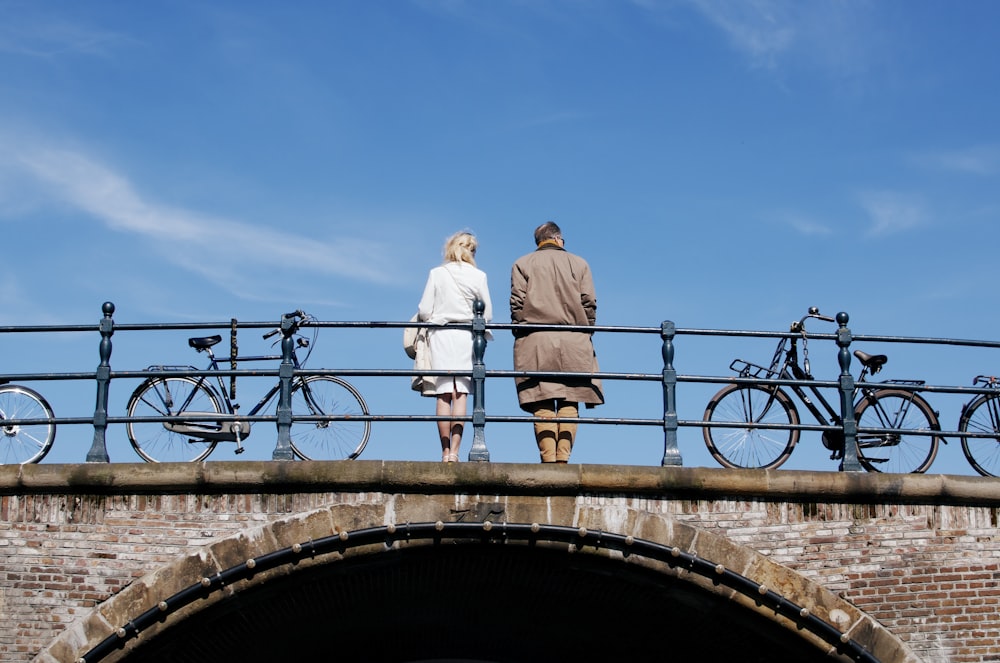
[3,300,1000,472]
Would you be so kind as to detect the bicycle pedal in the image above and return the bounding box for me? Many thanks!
[234,448,245,455]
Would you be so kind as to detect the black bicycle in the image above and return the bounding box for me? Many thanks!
[702,307,942,473]
[957,375,1000,477]
[125,311,370,462]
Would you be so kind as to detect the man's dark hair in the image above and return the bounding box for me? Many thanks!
[534,221,562,245]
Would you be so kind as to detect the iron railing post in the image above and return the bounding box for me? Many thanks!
[660,320,683,466]
[836,312,862,472]
[272,314,296,460]
[86,301,114,463]
[468,299,490,462]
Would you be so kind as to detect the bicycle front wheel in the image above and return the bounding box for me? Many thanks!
[854,388,940,474]
[126,377,222,463]
[959,393,1000,477]
[703,384,800,469]
[289,376,370,460]
[0,384,55,464]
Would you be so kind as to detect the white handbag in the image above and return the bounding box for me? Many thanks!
[403,314,421,360]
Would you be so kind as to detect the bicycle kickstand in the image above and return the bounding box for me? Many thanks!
[233,405,245,455]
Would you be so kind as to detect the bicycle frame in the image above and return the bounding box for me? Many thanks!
[769,335,866,456]
[126,309,372,463]
[155,346,308,443]
[737,317,925,458]
[781,338,842,424]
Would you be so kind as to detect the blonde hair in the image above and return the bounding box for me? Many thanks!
[442,231,478,266]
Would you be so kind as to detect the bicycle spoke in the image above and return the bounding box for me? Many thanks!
[289,376,370,461]
[960,394,1000,477]
[126,377,221,463]
[0,385,55,464]
[855,389,938,473]
[703,385,798,470]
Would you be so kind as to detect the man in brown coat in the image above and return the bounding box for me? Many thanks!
[510,221,604,463]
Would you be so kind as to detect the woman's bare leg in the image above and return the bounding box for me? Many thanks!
[449,392,467,459]
[437,393,454,461]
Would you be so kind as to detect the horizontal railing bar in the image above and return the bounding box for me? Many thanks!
[8,316,1000,350]
[850,333,1000,350]
[0,373,99,382]
[0,324,99,334]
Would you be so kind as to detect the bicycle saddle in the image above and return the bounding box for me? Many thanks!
[853,349,887,372]
[188,335,222,350]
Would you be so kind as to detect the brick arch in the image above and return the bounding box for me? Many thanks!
[36,497,916,663]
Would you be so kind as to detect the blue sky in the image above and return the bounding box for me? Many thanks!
[2,0,999,474]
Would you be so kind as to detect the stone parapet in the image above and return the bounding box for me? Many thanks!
[3,461,1000,505]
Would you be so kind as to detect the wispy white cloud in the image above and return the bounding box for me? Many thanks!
[781,213,833,236]
[676,0,876,76]
[683,0,795,69]
[3,141,404,298]
[914,145,1000,176]
[858,191,928,236]
[0,13,131,58]
[0,271,68,325]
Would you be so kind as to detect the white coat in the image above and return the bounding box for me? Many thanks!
[417,261,493,395]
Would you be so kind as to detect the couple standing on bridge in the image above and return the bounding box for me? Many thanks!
[415,221,605,463]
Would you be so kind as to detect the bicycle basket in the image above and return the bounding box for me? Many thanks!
[729,359,780,380]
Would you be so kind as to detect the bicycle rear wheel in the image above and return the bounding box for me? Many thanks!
[959,393,1000,477]
[126,377,221,463]
[854,388,940,473]
[0,384,55,464]
[703,384,800,469]
[289,376,370,460]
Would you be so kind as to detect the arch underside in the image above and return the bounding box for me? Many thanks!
[41,503,916,663]
[119,543,851,663]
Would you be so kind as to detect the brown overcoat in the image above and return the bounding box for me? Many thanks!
[510,243,604,409]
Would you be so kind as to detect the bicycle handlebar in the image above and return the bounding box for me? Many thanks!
[262,310,309,339]
[791,307,835,332]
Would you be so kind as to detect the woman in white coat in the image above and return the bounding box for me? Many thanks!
[417,231,493,462]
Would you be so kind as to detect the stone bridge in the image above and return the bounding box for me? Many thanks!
[2,461,1000,663]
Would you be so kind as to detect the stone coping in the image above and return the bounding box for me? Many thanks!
[2,461,1000,505]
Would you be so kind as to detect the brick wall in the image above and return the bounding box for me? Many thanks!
[4,462,1000,663]
[664,500,1000,663]
[1,491,365,660]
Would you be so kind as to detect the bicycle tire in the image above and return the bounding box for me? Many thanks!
[0,384,55,464]
[288,376,371,461]
[126,377,222,463]
[703,384,800,470]
[853,388,940,474]
[958,392,1000,477]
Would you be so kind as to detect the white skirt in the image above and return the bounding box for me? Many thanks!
[427,327,473,395]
